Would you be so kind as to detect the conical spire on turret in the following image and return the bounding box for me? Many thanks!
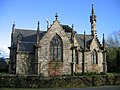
[36,21,40,44]
[12,22,15,33]
[92,4,95,16]
[90,4,97,37]
[102,33,106,50]
[37,21,40,31]
[11,22,16,46]
[71,24,74,44]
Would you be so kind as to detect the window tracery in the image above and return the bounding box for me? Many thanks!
[50,34,63,61]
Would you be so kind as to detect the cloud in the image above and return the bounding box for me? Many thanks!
[0,46,9,58]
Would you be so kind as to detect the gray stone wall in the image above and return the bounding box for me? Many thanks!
[16,52,34,74]
[85,38,103,73]
[38,20,72,76]
[12,20,105,76]
[37,20,104,76]
[74,37,104,73]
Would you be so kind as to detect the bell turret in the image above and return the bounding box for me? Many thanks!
[90,4,97,37]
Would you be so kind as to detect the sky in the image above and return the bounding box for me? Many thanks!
[0,0,120,57]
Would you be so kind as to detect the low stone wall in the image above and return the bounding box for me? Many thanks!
[0,75,120,88]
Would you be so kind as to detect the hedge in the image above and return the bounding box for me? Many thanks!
[0,74,120,88]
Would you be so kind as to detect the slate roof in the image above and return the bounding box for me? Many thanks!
[66,33,95,50]
[12,28,101,52]
[76,34,93,50]
[12,29,46,51]
[13,29,37,43]
[76,34,102,50]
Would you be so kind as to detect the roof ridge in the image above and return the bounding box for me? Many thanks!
[15,29,46,32]
[77,34,92,36]
[15,28,36,31]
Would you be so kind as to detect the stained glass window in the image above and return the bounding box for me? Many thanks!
[50,34,63,61]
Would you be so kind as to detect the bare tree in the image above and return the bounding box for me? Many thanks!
[106,30,120,73]
[106,30,120,47]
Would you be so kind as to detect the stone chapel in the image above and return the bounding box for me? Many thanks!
[9,5,107,76]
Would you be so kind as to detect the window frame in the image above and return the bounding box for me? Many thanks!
[91,49,98,64]
[50,34,63,62]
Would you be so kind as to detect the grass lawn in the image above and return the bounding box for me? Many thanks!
[0,88,64,90]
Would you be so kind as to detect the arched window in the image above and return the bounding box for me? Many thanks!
[92,49,98,64]
[50,34,63,61]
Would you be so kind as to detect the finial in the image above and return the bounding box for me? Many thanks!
[72,24,74,29]
[84,31,86,34]
[103,33,105,42]
[92,4,94,7]
[13,21,15,27]
[37,21,40,30]
[103,33,106,49]
[12,21,15,33]
[46,18,49,30]
[55,13,58,20]
[13,21,15,25]
[71,24,74,34]
[84,31,86,50]
[92,4,94,15]
[36,21,40,43]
